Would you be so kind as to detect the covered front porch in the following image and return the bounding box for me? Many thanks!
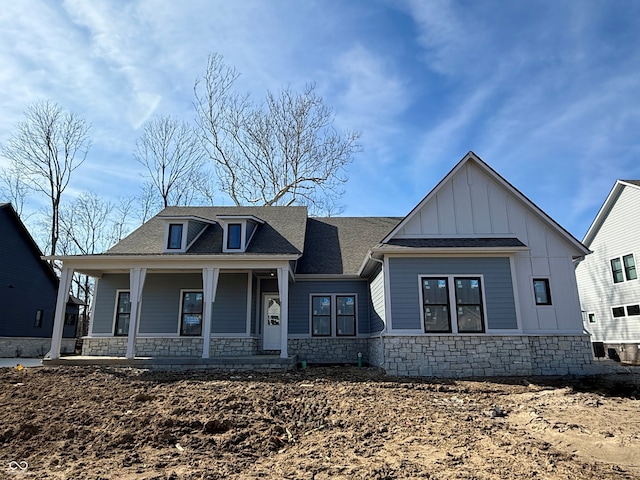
[47,254,298,362]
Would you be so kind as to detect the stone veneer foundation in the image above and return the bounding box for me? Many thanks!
[373,335,594,377]
[82,337,259,357]
[288,337,370,364]
[0,337,75,358]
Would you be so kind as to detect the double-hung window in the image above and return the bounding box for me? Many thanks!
[311,294,357,337]
[114,291,131,336]
[421,276,485,334]
[180,291,203,336]
[611,254,637,283]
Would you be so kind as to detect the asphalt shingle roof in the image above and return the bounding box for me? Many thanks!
[297,217,401,275]
[107,206,308,255]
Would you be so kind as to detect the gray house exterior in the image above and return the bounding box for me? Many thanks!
[48,153,594,376]
[0,203,77,357]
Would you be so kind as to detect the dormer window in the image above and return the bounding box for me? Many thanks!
[218,214,264,253]
[227,223,242,250]
[167,224,184,250]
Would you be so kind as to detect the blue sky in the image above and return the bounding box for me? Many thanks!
[1,0,639,240]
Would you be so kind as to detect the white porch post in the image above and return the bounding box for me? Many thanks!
[49,266,74,360]
[201,267,219,358]
[126,267,147,359]
[277,267,289,359]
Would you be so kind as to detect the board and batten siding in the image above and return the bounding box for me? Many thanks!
[387,257,517,331]
[369,267,385,333]
[288,280,370,335]
[391,160,584,334]
[91,272,248,336]
[576,184,640,342]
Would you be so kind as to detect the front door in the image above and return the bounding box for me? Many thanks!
[262,294,281,350]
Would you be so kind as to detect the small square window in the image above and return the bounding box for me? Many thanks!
[533,279,552,305]
[627,304,640,316]
[588,313,596,323]
[34,309,43,328]
[64,313,77,326]
[612,306,626,318]
[167,224,183,249]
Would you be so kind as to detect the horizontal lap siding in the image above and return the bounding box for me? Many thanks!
[369,267,385,333]
[92,272,248,336]
[212,273,248,334]
[92,274,129,334]
[388,257,517,330]
[289,280,370,335]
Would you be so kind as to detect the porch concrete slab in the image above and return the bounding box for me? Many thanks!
[43,354,298,370]
[0,358,43,368]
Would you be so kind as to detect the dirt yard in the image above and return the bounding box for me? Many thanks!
[1,365,639,480]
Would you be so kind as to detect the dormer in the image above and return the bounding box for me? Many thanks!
[161,216,215,253]
[216,215,264,253]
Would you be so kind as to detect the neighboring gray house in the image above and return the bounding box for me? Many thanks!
[0,203,77,357]
[48,152,594,376]
[576,180,640,365]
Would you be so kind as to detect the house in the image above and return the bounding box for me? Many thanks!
[575,180,640,365]
[47,152,594,376]
[0,203,78,357]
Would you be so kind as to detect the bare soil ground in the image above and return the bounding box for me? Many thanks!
[1,365,639,480]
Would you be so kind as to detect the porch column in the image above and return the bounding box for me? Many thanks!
[126,268,147,359]
[201,267,220,358]
[277,267,289,359]
[49,266,74,360]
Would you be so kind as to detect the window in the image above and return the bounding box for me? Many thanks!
[336,296,356,336]
[34,310,43,328]
[181,291,203,336]
[422,278,451,333]
[227,223,242,249]
[623,254,637,281]
[64,312,77,326]
[611,254,637,283]
[311,294,357,337]
[533,279,552,305]
[588,313,596,323]
[167,223,183,250]
[114,291,131,336]
[420,276,485,334]
[626,304,640,316]
[612,306,626,318]
[455,278,485,333]
[312,296,332,336]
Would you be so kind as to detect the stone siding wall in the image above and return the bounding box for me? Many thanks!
[0,337,75,357]
[82,337,258,357]
[288,337,369,364]
[381,335,593,377]
[603,343,640,365]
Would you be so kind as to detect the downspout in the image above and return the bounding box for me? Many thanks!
[368,253,387,368]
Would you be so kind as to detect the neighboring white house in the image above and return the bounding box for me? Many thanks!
[575,180,640,364]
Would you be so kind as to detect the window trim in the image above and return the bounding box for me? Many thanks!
[418,275,487,335]
[612,306,626,318]
[626,304,640,316]
[532,278,553,306]
[113,289,132,336]
[309,293,358,337]
[587,312,596,324]
[163,221,188,253]
[610,253,637,284]
[179,289,204,337]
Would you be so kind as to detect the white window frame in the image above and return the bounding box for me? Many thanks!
[611,305,626,319]
[587,312,596,324]
[418,274,487,335]
[163,221,188,253]
[178,289,204,337]
[610,253,637,284]
[309,293,358,337]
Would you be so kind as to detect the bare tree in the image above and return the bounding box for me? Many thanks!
[194,53,361,213]
[134,115,211,208]
[1,100,91,255]
[0,164,29,218]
